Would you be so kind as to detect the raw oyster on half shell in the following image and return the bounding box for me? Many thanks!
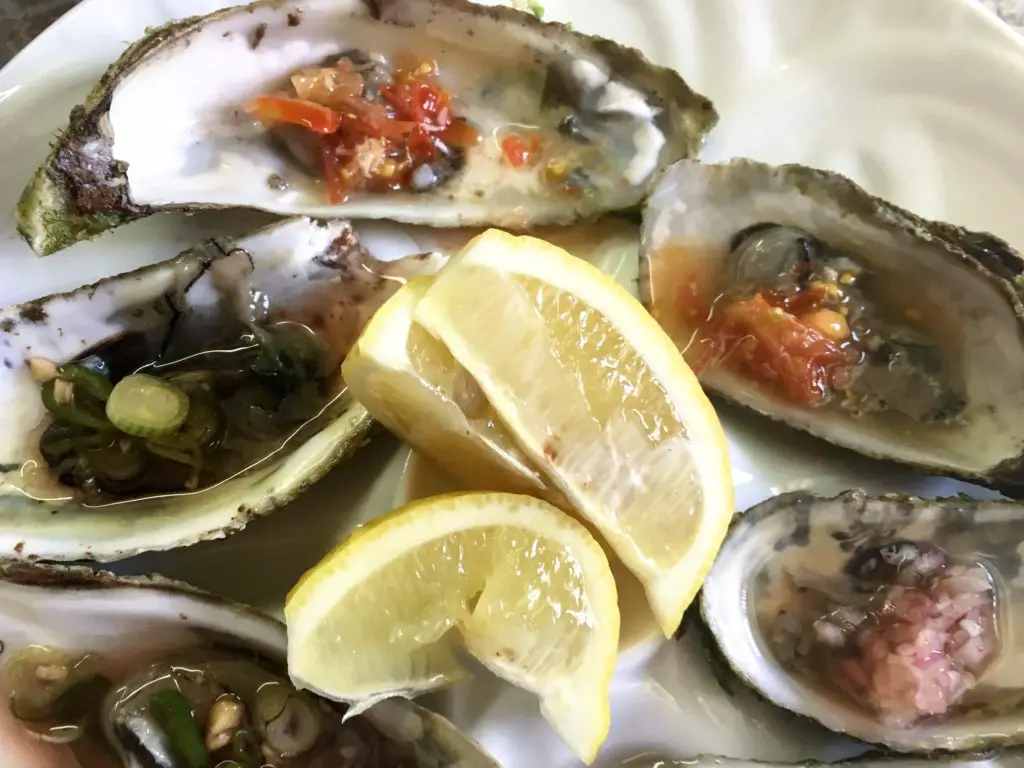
[17,0,717,256]
[625,752,1020,768]
[701,491,1024,752]
[0,216,447,562]
[641,158,1024,491]
[0,562,497,767]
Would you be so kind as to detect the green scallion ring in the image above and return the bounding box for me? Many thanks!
[105,374,190,438]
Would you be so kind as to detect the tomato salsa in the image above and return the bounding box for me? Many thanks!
[247,55,479,203]
[682,282,859,407]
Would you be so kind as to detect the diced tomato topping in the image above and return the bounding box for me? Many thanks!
[381,81,451,129]
[291,64,365,108]
[252,57,476,202]
[246,96,342,135]
[501,133,542,168]
[703,293,854,405]
[438,118,480,150]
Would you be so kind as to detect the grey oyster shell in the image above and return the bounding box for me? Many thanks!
[16,0,717,256]
[640,158,1024,493]
[625,750,1017,768]
[701,491,1024,753]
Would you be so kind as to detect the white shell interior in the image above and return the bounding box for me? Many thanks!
[702,494,1024,752]
[641,160,1024,477]
[109,0,676,226]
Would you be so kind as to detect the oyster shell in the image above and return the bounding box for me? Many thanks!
[640,158,1024,491]
[0,561,497,767]
[626,752,1017,767]
[701,491,1024,752]
[0,216,446,562]
[17,0,717,257]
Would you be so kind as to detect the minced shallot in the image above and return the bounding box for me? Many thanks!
[778,556,997,728]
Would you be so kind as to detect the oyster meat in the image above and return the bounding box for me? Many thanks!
[0,562,497,767]
[640,158,1024,491]
[701,491,1024,752]
[0,216,446,562]
[17,0,717,256]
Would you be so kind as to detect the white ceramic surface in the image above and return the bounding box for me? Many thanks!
[0,0,1021,765]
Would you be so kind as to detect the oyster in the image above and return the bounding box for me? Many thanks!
[701,491,1024,752]
[0,216,446,562]
[17,0,717,257]
[0,561,497,767]
[640,159,1024,490]
[626,752,1017,767]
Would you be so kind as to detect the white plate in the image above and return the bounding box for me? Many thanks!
[0,0,1020,765]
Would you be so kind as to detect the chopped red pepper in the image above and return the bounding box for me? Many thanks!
[501,133,542,168]
[381,81,451,129]
[251,57,474,202]
[246,96,342,135]
[438,118,480,150]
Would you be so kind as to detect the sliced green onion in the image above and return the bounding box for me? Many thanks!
[150,691,209,767]
[41,380,113,431]
[57,364,113,402]
[106,374,190,438]
[147,689,209,768]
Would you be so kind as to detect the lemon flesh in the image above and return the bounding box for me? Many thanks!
[343,278,551,498]
[285,492,619,764]
[412,230,734,636]
[344,282,661,650]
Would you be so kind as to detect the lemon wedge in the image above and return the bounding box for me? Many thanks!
[342,228,733,636]
[411,230,734,636]
[343,277,552,498]
[285,491,619,764]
